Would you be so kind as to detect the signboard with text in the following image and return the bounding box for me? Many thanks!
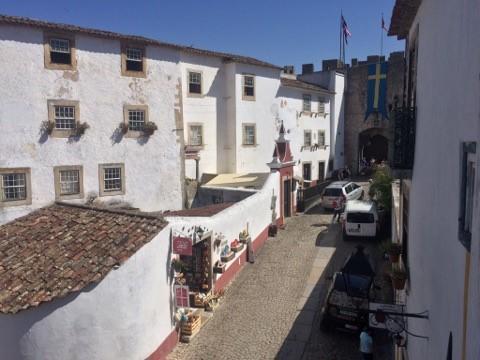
[173,236,193,256]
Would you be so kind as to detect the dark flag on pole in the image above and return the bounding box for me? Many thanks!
[381,15,388,32]
[342,15,352,44]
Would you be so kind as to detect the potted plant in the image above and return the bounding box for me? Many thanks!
[74,122,90,137]
[119,122,128,134]
[391,268,407,290]
[269,223,278,237]
[41,121,55,135]
[239,230,250,243]
[386,243,402,263]
[230,239,244,253]
[143,122,158,136]
[171,258,187,273]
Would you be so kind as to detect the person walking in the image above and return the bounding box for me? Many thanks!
[359,328,373,360]
[331,197,344,223]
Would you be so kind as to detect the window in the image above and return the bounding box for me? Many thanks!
[318,130,326,146]
[303,94,312,112]
[47,100,80,137]
[123,105,149,137]
[242,75,255,100]
[188,71,202,95]
[318,161,325,182]
[99,164,125,196]
[54,166,84,200]
[304,130,312,147]
[318,99,326,114]
[0,168,31,206]
[459,142,476,250]
[188,124,203,146]
[121,43,146,77]
[242,124,256,145]
[44,33,76,70]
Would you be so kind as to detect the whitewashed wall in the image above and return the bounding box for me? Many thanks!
[0,226,174,360]
[277,85,332,182]
[0,25,184,224]
[330,72,345,169]
[166,171,280,273]
[402,0,480,359]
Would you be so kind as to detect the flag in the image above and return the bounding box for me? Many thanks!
[342,15,352,44]
[381,15,388,32]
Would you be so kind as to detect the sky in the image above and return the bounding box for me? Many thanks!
[0,0,404,71]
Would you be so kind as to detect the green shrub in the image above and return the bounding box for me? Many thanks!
[368,166,393,210]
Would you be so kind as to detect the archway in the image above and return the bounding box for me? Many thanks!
[359,132,389,164]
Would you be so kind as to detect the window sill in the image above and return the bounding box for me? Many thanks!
[121,70,146,78]
[187,93,204,98]
[56,192,84,201]
[242,143,258,147]
[242,96,256,102]
[99,190,125,197]
[187,144,204,150]
[50,129,77,138]
[0,199,32,207]
[45,63,76,71]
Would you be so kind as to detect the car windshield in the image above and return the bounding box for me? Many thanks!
[333,273,371,298]
[347,212,374,223]
[324,188,342,196]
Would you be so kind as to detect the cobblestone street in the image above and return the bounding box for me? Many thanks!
[168,183,390,360]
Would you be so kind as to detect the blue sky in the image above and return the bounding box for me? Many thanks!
[0,0,404,71]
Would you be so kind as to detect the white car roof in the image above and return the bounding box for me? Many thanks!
[327,181,350,188]
[345,200,376,213]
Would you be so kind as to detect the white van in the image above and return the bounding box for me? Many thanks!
[342,200,379,240]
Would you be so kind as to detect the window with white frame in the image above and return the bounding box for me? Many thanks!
[54,105,76,129]
[0,168,31,206]
[188,71,202,95]
[243,124,256,145]
[128,109,146,131]
[49,38,71,65]
[54,166,83,200]
[99,164,125,196]
[459,142,476,250]
[189,124,203,146]
[318,98,325,114]
[318,130,326,146]
[243,75,255,100]
[125,47,143,72]
[303,94,312,112]
[304,130,312,147]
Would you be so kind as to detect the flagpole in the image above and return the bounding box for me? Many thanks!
[380,13,384,58]
[339,11,343,66]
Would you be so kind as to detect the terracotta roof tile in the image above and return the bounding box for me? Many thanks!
[0,203,167,313]
[0,14,281,70]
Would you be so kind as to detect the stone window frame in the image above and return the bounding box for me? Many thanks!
[123,104,149,138]
[317,130,326,147]
[53,165,84,200]
[302,94,312,112]
[242,123,257,146]
[47,100,80,138]
[121,42,147,78]
[98,163,126,197]
[318,98,326,114]
[188,123,204,147]
[0,168,32,207]
[187,70,203,97]
[304,130,312,147]
[242,74,256,101]
[44,32,77,71]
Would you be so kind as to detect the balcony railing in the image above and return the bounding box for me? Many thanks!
[393,106,416,170]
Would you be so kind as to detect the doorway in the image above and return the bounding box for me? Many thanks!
[318,161,325,182]
[283,179,291,218]
[303,163,312,181]
[361,134,388,163]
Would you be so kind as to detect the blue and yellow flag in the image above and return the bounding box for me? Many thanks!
[365,62,388,120]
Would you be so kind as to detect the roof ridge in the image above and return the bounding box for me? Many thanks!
[54,201,165,221]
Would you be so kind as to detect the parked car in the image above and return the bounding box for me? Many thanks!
[321,181,364,209]
[320,246,377,332]
[342,200,379,240]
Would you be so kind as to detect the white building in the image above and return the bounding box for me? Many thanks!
[389,0,479,359]
[0,15,186,225]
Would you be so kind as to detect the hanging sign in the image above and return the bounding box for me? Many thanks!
[173,236,193,255]
[174,285,190,308]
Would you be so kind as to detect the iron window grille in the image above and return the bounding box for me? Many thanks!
[188,72,202,94]
[103,167,122,192]
[54,106,76,129]
[1,173,26,201]
[126,47,143,72]
[59,170,80,195]
[49,38,71,64]
[303,94,312,112]
[128,110,145,131]
[243,75,255,98]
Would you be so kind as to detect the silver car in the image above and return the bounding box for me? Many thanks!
[321,181,364,209]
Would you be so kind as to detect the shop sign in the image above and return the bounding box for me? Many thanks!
[173,236,192,255]
[174,285,190,308]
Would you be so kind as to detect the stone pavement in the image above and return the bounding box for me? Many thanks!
[168,182,391,360]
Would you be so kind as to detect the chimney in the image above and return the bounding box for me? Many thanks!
[283,65,295,75]
[302,63,314,75]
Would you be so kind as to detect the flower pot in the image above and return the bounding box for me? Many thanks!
[268,224,278,237]
[231,243,244,253]
[213,262,226,274]
[221,251,234,262]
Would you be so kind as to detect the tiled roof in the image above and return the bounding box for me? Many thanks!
[280,77,334,94]
[164,202,235,217]
[0,14,281,70]
[0,203,167,314]
[388,0,421,39]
